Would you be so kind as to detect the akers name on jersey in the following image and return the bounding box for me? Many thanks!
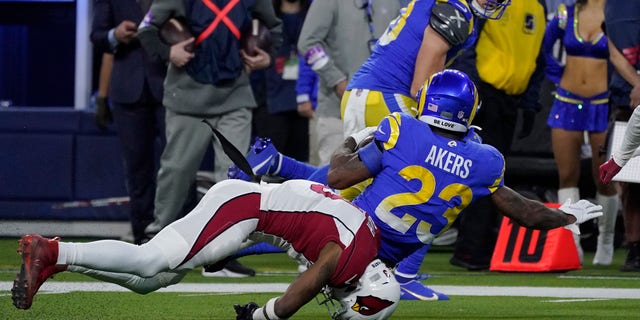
[424,145,471,179]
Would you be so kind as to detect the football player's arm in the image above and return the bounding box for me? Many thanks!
[410,26,450,98]
[600,107,640,183]
[327,133,376,190]
[410,3,471,98]
[612,107,640,167]
[490,186,602,234]
[258,242,342,319]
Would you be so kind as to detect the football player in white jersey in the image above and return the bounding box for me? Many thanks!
[12,179,400,320]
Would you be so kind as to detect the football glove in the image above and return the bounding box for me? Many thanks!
[599,158,622,184]
[558,199,603,235]
[234,302,260,320]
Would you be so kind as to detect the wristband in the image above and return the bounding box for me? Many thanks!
[252,297,285,320]
[357,141,383,174]
[296,94,310,104]
[304,45,329,71]
[349,127,377,146]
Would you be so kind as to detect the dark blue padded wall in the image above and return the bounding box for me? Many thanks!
[0,133,74,199]
[0,2,76,107]
[0,107,129,220]
[75,135,126,199]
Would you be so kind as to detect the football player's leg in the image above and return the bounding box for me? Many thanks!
[306,165,329,184]
[276,154,318,180]
[159,180,262,270]
[341,89,415,137]
[68,265,187,294]
[12,234,170,310]
[57,239,170,278]
[12,235,66,309]
[395,245,449,301]
[231,137,318,180]
[341,89,367,137]
[233,242,285,258]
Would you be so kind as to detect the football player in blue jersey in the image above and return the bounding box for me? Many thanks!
[229,70,604,302]
[247,0,512,300]
[340,0,512,138]
[339,0,511,298]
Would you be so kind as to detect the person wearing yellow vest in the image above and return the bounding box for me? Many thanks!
[449,0,547,270]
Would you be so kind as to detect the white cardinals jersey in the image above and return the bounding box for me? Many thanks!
[157,179,380,287]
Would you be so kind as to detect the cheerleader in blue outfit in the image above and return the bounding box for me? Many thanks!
[542,0,617,265]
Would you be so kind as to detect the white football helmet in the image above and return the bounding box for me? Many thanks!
[317,259,400,320]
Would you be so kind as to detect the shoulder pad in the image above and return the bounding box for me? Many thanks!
[430,2,473,47]
[375,113,402,150]
[556,4,568,30]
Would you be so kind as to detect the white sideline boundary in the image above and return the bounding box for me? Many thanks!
[1,282,639,299]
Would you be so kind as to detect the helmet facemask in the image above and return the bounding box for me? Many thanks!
[316,259,400,320]
[470,0,511,20]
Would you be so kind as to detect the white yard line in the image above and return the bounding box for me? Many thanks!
[1,282,639,299]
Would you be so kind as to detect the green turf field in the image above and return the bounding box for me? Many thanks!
[1,238,639,319]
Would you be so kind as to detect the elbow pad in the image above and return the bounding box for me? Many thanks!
[357,141,383,174]
[430,3,471,47]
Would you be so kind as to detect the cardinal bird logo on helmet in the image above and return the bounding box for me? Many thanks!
[350,295,395,316]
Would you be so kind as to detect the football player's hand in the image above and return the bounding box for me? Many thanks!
[234,302,259,320]
[599,158,623,184]
[94,96,113,130]
[559,199,603,235]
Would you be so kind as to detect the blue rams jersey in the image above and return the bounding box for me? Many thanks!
[347,0,478,96]
[352,113,505,264]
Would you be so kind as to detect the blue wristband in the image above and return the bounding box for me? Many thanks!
[357,141,383,174]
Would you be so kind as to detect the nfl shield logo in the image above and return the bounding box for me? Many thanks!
[457,111,465,119]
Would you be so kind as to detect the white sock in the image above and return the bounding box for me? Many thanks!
[67,265,186,294]
[593,193,619,265]
[557,187,580,204]
[57,240,168,277]
[57,242,74,265]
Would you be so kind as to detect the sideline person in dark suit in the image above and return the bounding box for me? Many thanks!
[90,0,167,245]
